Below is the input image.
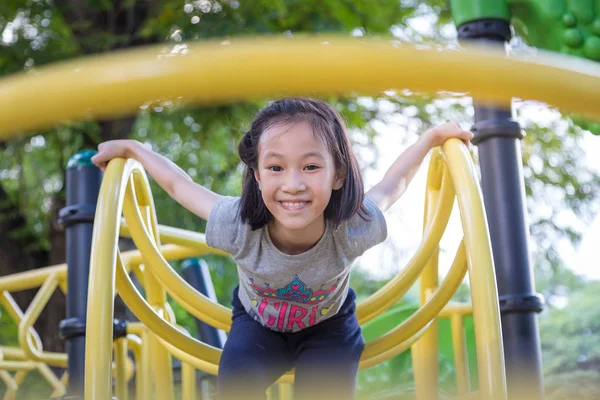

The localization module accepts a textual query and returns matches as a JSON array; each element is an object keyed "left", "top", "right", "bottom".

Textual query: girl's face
[{"left": 254, "top": 120, "right": 344, "bottom": 238}]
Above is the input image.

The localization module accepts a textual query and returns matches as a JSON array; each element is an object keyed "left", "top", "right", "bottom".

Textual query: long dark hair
[{"left": 238, "top": 98, "right": 365, "bottom": 230}]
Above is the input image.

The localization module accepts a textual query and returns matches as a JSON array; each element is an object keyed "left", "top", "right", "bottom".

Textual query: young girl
[{"left": 92, "top": 98, "right": 472, "bottom": 400}]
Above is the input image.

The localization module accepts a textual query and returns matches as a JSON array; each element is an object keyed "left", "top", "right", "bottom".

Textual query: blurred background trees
[{"left": 1, "top": 0, "right": 599, "bottom": 398}]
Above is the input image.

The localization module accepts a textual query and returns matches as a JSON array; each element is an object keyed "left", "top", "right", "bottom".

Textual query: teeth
[{"left": 282, "top": 202, "right": 305, "bottom": 207}]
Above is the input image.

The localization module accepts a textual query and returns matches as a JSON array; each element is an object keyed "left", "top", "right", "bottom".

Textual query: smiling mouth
[{"left": 279, "top": 201, "right": 309, "bottom": 211}]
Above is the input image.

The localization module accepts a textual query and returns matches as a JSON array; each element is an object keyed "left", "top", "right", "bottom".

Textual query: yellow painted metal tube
[
  {"left": 357, "top": 169, "right": 455, "bottom": 323},
  {"left": 439, "top": 303, "right": 472, "bottom": 318},
  {"left": 85, "top": 157, "right": 132, "bottom": 400},
  {"left": 2, "top": 37, "right": 599, "bottom": 139},
  {"left": 441, "top": 139, "right": 506, "bottom": 400},
  {"left": 115, "top": 250, "right": 222, "bottom": 365},
  {"left": 0, "top": 265, "right": 66, "bottom": 293},
  {"left": 278, "top": 384, "right": 293, "bottom": 400},
  {"left": 363, "top": 241, "right": 467, "bottom": 358},
  {"left": 125, "top": 335, "right": 145, "bottom": 400},
  {"left": 125, "top": 244, "right": 211, "bottom": 267},
  {"left": 0, "top": 293, "right": 43, "bottom": 354},
  {"left": 413, "top": 151, "right": 445, "bottom": 400},
  {"left": 358, "top": 322, "right": 430, "bottom": 370},
  {"left": 182, "top": 361, "right": 197, "bottom": 400},
  {"left": 137, "top": 195, "right": 174, "bottom": 400},
  {"left": 51, "top": 372, "right": 69, "bottom": 398},
  {"left": 120, "top": 221, "right": 228, "bottom": 257},
  {"left": 122, "top": 174, "right": 231, "bottom": 330},
  {"left": 451, "top": 313, "right": 471, "bottom": 395},
  {"left": 0, "top": 370, "right": 18, "bottom": 400},
  {"left": 0, "top": 360, "right": 38, "bottom": 371},
  {"left": 114, "top": 338, "right": 129, "bottom": 400},
  {"left": 140, "top": 330, "right": 152, "bottom": 400},
  {"left": 13, "top": 371, "right": 27, "bottom": 386},
  {"left": 17, "top": 275, "right": 67, "bottom": 367},
  {"left": 37, "top": 363, "right": 67, "bottom": 396}
]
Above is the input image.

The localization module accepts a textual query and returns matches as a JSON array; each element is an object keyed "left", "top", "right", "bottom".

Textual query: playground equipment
[
  {"left": 0, "top": 138, "right": 504, "bottom": 400},
  {"left": 1, "top": 0, "right": 600, "bottom": 398}
]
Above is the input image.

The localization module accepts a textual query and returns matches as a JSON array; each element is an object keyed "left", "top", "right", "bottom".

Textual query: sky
[{"left": 356, "top": 112, "right": 600, "bottom": 283}]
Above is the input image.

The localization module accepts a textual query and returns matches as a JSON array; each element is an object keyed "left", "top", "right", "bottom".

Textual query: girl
[{"left": 92, "top": 98, "right": 472, "bottom": 400}]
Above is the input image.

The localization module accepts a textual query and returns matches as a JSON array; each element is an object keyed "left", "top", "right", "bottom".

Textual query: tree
[{"left": 0, "top": 0, "right": 421, "bottom": 351}]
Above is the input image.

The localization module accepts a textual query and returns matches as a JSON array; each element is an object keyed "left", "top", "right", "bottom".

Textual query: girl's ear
[
  {"left": 333, "top": 172, "right": 345, "bottom": 190},
  {"left": 253, "top": 169, "right": 262, "bottom": 190}
]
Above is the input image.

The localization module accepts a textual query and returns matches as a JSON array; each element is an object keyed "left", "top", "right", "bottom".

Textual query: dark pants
[{"left": 218, "top": 287, "right": 364, "bottom": 400}]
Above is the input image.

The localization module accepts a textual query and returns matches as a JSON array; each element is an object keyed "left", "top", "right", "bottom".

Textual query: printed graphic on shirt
[{"left": 247, "top": 275, "right": 338, "bottom": 331}]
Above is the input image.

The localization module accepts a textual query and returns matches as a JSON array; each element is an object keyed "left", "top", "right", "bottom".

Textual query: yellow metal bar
[
  {"left": 13, "top": 370, "right": 27, "bottom": 386},
  {"left": 135, "top": 183, "right": 174, "bottom": 400},
  {"left": 2, "top": 37, "right": 599, "bottom": 139},
  {"left": 17, "top": 274, "right": 67, "bottom": 367},
  {"left": 363, "top": 242, "right": 467, "bottom": 358},
  {"left": 85, "top": 157, "right": 131, "bottom": 400},
  {"left": 120, "top": 220, "right": 227, "bottom": 257},
  {"left": 51, "top": 371, "right": 69, "bottom": 398},
  {"left": 441, "top": 139, "right": 506, "bottom": 400},
  {"left": 140, "top": 330, "right": 153, "bottom": 400},
  {"left": 439, "top": 303, "right": 472, "bottom": 318},
  {"left": 0, "top": 360, "right": 37, "bottom": 371},
  {"left": 451, "top": 313, "right": 471, "bottom": 395},
  {"left": 123, "top": 175, "right": 231, "bottom": 330},
  {"left": 356, "top": 168, "right": 455, "bottom": 323},
  {"left": 182, "top": 361, "right": 197, "bottom": 400},
  {"left": 114, "top": 338, "right": 129, "bottom": 400},
  {"left": 37, "top": 363, "right": 66, "bottom": 396},
  {"left": 125, "top": 335, "right": 144, "bottom": 400},
  {"left": 413, "top": 151, "right": 445, "bottom": 400},
  {"left": 278, "top": 383, "right": 293, "bottom": 400},
  {"left": 0, "top": 370, "right": 17, "bottom": 400},
  {"left": 126, "top": 244, "right": 209, "bottom": 267},
  {"left": 116, "top": 245, "right": 224, "bottom": 370},
  {"left": 0, "top": 293, "right": 44, "bottom": 353},
  {"left": 0, "top": 265, "right": 66, "bottom": 292}
]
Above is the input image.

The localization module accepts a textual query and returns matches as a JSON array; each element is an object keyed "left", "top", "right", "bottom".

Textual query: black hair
[{"left": 238, "top": 97, "right": 365, "bottom": 230}]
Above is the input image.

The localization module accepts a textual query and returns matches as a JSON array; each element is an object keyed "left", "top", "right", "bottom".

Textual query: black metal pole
[
  {"left": 58, "top": 150, "right": 102, "bottom": 398},
  {"left": 458, "top": 21, "right": 545, "bottom": 399}
]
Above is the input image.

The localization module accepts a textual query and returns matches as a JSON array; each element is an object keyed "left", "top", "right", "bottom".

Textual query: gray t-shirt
[{"left": 206, "top": 196, "right": 387, "bottom": 332}]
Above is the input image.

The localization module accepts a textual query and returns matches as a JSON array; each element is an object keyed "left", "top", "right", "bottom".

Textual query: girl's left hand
[{"left": 424, "top": 122, "right": 474, "bottom": 148}]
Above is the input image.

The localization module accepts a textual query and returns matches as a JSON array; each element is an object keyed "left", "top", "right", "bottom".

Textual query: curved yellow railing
[
  {"left": 0, "top": 139, "right": 501, "bottom": 398},
  {"left": 0, "top": 36, "right": 570, "bottom": 399},
  {"left": 1, "top": 37, "right": 599, "bottom": 138},
  {"left": 82, "top": 137, "right": 505, "bottom": 400}
]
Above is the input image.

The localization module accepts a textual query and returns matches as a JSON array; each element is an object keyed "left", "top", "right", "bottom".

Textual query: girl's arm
[
  {"left": 365, "top": 122, "right": 473, "bottom": 212},
  {"left": 91, "top": 139, "right": 220, "bottom": 220}
]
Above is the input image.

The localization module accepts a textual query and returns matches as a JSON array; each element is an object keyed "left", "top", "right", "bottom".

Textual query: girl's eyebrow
[{"left": 263, "top": 151, "right": 326, "bottom": 160}]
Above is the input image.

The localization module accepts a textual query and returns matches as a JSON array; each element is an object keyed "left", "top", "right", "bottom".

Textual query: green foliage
[
  {"left": 540, "top": 281, "right": 600, "bottom": 399},
  {"left": 540, "top": 282, "right": 600, "bottom": 375},
  {"left": 0, "top": 304, "right": 19, "bottom": 346}
]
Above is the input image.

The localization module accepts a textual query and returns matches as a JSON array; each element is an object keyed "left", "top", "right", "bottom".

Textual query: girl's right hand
[{"left": 91, "top": 139, "right": 138, "bottom": 172}]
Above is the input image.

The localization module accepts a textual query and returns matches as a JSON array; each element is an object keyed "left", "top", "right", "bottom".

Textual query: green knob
[
  {"left": 562, "top": 13, "right": 577, "bottom": 27},
  {"left": 67, "top": 149, "right": 98, "bottom": 169},
  {"left": 564, "top": 29, "right": 584, "bottom": 48},
  {"left": 583, "top": 36, "right": 600, "bottom": 60}
]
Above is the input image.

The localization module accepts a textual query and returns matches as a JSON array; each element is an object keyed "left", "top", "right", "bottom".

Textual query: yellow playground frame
[{"left": 0, "top": 37, "right": 599, "bottom": 400}]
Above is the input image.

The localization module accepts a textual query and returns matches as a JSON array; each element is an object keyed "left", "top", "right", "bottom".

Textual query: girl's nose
[{"left": 282, "top": 171, "right": 307, "bottom": 193}]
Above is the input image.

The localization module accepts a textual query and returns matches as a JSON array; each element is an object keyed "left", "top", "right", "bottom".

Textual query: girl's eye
[
  {"left": 268, "top": 166, "right": 282, "bottom": 172},
  {"left": 304, "top": 165, "right": 319, "bottom": 171}
]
